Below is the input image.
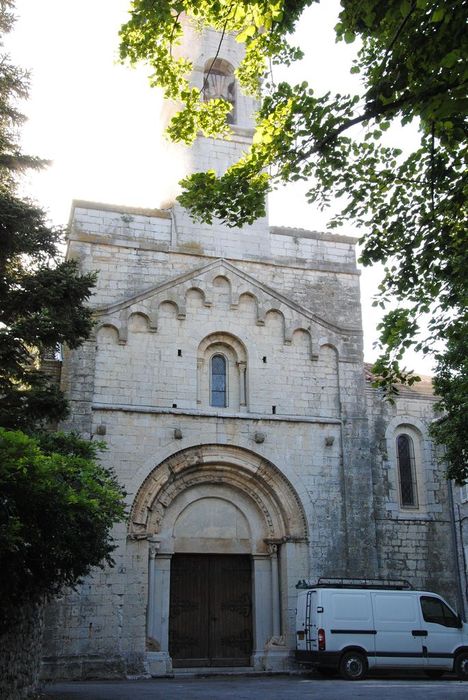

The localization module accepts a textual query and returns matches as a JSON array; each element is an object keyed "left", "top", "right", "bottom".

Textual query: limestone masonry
[{"left": 41, "top": 24, "right": 467, "bottom": 680}]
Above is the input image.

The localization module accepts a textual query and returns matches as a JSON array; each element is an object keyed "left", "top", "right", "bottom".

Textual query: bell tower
[{"left": 161, "top": 20, "right": 271, "bottom": 258}]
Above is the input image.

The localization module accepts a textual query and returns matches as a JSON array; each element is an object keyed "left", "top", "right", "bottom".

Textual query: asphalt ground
[{"left": 40, "top": 673, "right": 467, "bottom": 700}]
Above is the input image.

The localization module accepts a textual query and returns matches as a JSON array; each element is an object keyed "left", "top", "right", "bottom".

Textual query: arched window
[
  {"left": 397, "top": 434, "right": 418, "bottom": 507},
  {"left": 203, "top": 58, "right": 236, "bottom": 124},
  {"left": 197, "top": 332, "right": 248, "bottom": 411},
  {"left": 211, "top": 354, "right": 227, "bottom": 407}
]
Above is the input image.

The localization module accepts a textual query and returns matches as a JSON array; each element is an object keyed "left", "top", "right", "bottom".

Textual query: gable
[{"left": 93, "top": 258, "right": 362, "bottom": 362}]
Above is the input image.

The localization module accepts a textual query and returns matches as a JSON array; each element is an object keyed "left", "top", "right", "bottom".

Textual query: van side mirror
[{"left": 457, "top": 616, "right": 463, "bottom": 629}]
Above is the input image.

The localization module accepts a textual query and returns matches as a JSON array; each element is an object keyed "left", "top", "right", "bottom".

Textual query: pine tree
[{"left": 0, "top": 0, "right": 96, "bottom": 430}]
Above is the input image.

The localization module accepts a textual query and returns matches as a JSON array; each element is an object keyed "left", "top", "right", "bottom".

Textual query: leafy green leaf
[{"left": 118, "top": 0, "right": 468, "bottom": 483}]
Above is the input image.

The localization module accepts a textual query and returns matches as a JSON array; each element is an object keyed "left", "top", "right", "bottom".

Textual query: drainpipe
[
  {"left": 457, "top": 504, "right": 468, "bottom": 616},
  {"left": 337, "top": 363, "right": 350, "bottom": 574},
  {"left": 448, "top": 480, "right": 466, "bottom": 619}
]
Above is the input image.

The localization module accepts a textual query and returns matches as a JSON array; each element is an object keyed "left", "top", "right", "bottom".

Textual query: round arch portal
[
  {"left": 129, "top": 443, "right": 308, "bottom": 545},
  {"left": 128, "top": 444, "right": 309, "bottom": 674}
]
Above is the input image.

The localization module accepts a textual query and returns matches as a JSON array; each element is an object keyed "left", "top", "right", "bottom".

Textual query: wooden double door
[{"left": 169, "top": 554, "right": 252, "bottom": 667}]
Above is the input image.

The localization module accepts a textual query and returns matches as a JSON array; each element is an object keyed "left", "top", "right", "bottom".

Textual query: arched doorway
[
  {"left": 167, "top": 491, "right": 254, "bottom": 667},
  {"left": 128, "top": 444, "right": 308, "bottom": 673}
]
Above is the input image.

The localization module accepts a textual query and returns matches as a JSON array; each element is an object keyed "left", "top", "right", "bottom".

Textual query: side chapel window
[
  {"left": 203, "top": 58, "right": 236, "bottom": 124},
  {"left": 397, "top": 434, "right": 418, "bottom": 507},
  {"left": 211, "top": 354, "right": 227, "bottom": 407}
]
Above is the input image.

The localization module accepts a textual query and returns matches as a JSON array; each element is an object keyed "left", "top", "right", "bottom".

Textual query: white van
[{"left": 295, "top": 578, "right": 468, "bottom": 680}]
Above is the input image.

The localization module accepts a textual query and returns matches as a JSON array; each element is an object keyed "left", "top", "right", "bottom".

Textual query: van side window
[{"left": 420, "top": 596, "right": 459, "bottom": 628}]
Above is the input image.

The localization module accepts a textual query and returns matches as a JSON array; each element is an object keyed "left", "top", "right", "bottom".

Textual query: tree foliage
[
  {"left": 120, "top": 0, "right": 467, "bottom": 482},
  {"left": 0, "top": 0, "right": 96, "bottom": 430},
  {"left": 0, "top": 2, "right": 126, "bottom": 637},
  {"left": 0, "top": 429, "right": 126, "bottom": 625}
]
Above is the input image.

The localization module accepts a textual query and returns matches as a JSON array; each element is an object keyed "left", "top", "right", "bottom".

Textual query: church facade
[{"left": 42, "top": 27, "right": 465, "bottom": 679}]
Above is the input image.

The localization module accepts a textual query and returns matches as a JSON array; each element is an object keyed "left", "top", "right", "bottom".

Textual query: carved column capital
[
  {"left": 264, "top": 538, "right": 281, "bottom": 555},
  {"left": 148, "top": 536, "right": 161, "bottom": 559}
]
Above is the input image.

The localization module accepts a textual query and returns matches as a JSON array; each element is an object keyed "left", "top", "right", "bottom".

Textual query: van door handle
[{"left": 412, "top": 630, "right": 428, "bottom": 636}]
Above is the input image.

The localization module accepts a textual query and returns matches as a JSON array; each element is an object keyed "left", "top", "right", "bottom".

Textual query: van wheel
[
  {"left": 424, "top": 670, "right": 444, "bottom": 679},
  {"left": 339, "top": 651, "right": 367, "bottom": 680},
  {"left": 454, "top": 651, "right": 468, "bottom": 680}
]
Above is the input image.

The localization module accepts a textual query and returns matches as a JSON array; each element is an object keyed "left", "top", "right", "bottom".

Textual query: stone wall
[
  {"left": 68, "top": 202, "right": 361, "bottom": 335},
  {"left": 47, "top": 193, "right": 459, "bottom": 679},
  {"left": 42, "top": 544, "right": 146, "bottom": 681},
  {"left": 39, "top": 15, "right": 462, "bottom": 678},
  {"left": 41, "top": 410, "right": 351, "bottom": 678},
  {"left": 365, "top": 380, "right": 460, "bottom": 609},
  {"left": 0, "top": 602, "right": 44, "bottom": 700},
  {"left": 453, "top": 485, "right": 468, "bottom": 618},
  {"left": 45, "top": 192, "right": 383, "bottom": 679}
]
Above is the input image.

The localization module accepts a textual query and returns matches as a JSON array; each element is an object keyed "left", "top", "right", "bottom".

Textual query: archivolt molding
[
  {"left": 95, "top": 319, "right": 127, "bottom": 345},
  {"left": 197, "top": 331, "right": 247, "bottom": 361},
  {"left": 158, "top": 295, "right": 186, "bottom": 319},
  {"left": 385, "top": 414, "right": 428, "bottom": 437},
  {"left": 184, "top": 283, "right": 213, "bottom": 307},
  {"left": 319, "top": 341, "right": 339, "bottom": 355},
  {"left": 129, "top": 444, "right": 309, "bottom": 543},
  {"left": 128, "top": 307, "right": 158, "bottom": 333},
  {"left": 231, "top": 286, "right": 265, "bottom": 312},
  {"left": 291, "top": 327, "right": 317, "bottom": 359}
]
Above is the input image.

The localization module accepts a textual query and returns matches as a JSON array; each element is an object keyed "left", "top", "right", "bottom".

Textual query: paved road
[{"left": 42, "top": 675, "right": 467, "bottom": 700}]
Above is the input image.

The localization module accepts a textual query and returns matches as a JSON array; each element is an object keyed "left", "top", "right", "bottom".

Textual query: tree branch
[
  {"left": 376, "top": 1, "right": 417, "bottom": 81},
  {"left": 168, "top": 11, "right": 182, "bottom": 58},
  {"left": 430, "top": 121, "right": 436, "bottom": 221},
  {"left": 201, "top": 5, "right": 234, "bottom": 97},
  {"left": 294, "top": 80, "right": 467, "bottom": 165}
]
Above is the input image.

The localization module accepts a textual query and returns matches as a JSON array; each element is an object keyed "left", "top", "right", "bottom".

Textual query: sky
[{"left": 4, "top": 0, "right": 433, "bottom": 373}]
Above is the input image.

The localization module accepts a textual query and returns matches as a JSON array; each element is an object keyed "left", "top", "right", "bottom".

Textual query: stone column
[
  {"left": 251, "top": 554, "right": 271, "bottom": 670},
  {"left": 146, "top": 542, "right": 159, "bottom": 645},
  {"left": 263, "top": 542, "right": 289, "bottom": 671},
  {"left": 238, "top": 361, "right": 247, "bottom": 407},
  {"left": 196, "top": 358, "right": 204, "bottom": 405},
  {"left": 269, "top": 543, "right": 281, "bottom": 637},
  {"left": 146, "top": 542, "right": 173, "bottom": 676}
]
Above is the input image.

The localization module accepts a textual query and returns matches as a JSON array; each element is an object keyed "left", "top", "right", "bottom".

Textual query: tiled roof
[{"left": 364, "top": 362, "right": 436, "bottom": 399}]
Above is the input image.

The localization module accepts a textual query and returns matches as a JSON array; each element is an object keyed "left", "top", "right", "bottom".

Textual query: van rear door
[
  {"left": 371, "top": 592, "right": 426, "bottom": 668},
  {"left": 306, "top": 590, "right": 318, "bottom": 651},
  {"left": 296, "top": 590, "right": 318, "bottom": 652}
]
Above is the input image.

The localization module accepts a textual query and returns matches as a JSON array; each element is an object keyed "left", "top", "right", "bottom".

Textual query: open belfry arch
[
  {"left": 41, "top": 13, "right": 458, "bottom": 683},
  {"left": 128, "top": 444, "right": 308, "bottom": 672}
]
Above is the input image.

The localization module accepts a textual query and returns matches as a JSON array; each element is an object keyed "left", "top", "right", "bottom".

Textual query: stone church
[{"left": 42, "top": 26, "right": 466, "bottom": 679}]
